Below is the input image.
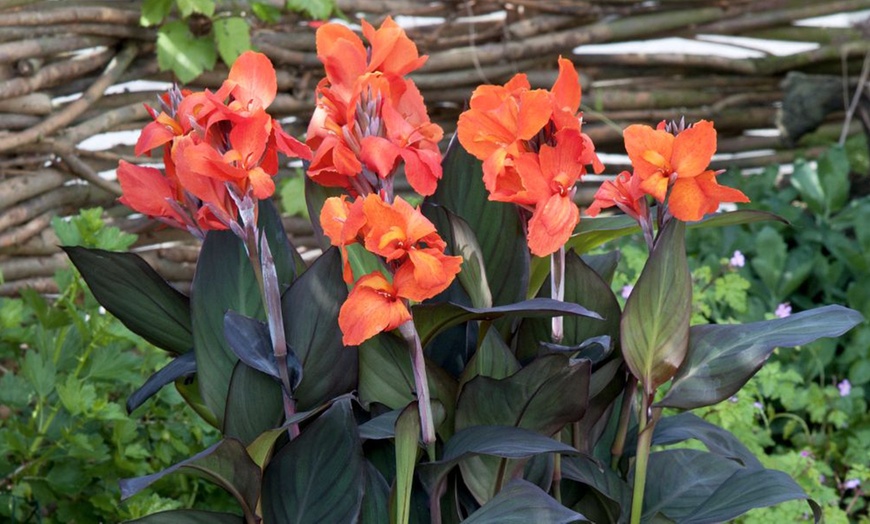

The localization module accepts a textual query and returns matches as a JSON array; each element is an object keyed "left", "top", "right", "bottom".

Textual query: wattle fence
[{"left": 1, "top": 0, "right": 868, "bottom": 295}]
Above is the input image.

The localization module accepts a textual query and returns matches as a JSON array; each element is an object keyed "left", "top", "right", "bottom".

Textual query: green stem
[
  {"left": 630, "top": 392, "right": 656, "bottom": 524},
  {"left": 553, "top": 449, "right": 563, "bottom": 503},
  {"left": 610, "top": 374, "right": 638, "bottom": 470}
]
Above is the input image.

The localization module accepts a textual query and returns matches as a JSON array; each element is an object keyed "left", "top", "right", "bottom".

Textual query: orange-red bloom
[
  {"left": 456, "top": 58, "right": 603, "bottom": 256},
  {"left": 338, "top": 272, "right": 412, "bottom": 346},
  {"left": 307, "top": 17, "right": 443, "bottom": 197},
  {"left": 623, "top": 120, "right": 749, "bottom": 221},
  {"left": 118, "top": 51, "right": 311, "bottom": 236},
  {"left": 321, "top": 193, "right": 462, "bottom": 345},
  {"left": 586, "top": 170, "right": 647, "bottom": 220}
]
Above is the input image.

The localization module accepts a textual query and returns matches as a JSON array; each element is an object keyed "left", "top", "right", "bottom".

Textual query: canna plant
[{"left": 63, "top": 17, "right": 864, "bottom": 524}]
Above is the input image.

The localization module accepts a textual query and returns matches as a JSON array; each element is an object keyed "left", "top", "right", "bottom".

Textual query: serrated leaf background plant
[{"left": 61, "top": 16, "right": 864, "bottom": 524}]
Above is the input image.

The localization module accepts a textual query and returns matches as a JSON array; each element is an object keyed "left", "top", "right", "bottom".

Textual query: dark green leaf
[
  {"left": 361, "top": 462, "right": 390, "bottom": 524},
  {"left": 817, "top": 146, "right": 850, "bottom": 214},
  {"left": 62, "top": 246, "right": 191, "bottom": 354},
  {"left": 223, "top": 311, "right": 302, "bottom": 390},
  {"left": 127, "top": 352, "right": 196, "bottom": 414},
  {"left": 427, "top": 205, "right": 492, "bottom": 308},
  {"left": 560, "top": 455, "right": 631, "bottom": 511},
  {"left": 262, "top": 398, "right": 365, "bottom": 523},
  {"left": 120, "top": 439, "right": 259, "bottom": 521},
  {"left": 621, "top": 220, "right": 691, "bottom": 394},
  {"left": 641, "top": 449, "right": 742, "bottom": 522},
  {"left": 213, "top": 17, "right": 251, "bottom": 66},
  {"left": 359, "top": 409, "right": 401, "bottom": 440},
  {"left": 442, "top": 426, "right": 577, "bottom": 462},
  {"left": 455, "top": 355, "right": 591, "bottom": 503},
  {"left": 680, "top": 468, "right": 821, "bottom": 524},
  {"left": 463, "top": 479, "right": 587, "bottom": 523},
  {"left": 414, "top": 299, "right": 601, "bottom": 349},
  {"left": 125, "top": 510, "right": 244, "bottom": 523},
  {"left": 426, "top": 136, "right": 528, "bottom": 307},
  {"left": 192, "top": 229, "right": 263, "bottom": 426},
  {"left": 460, "top": 327, "right": 521, "bottom": 388},
  {"left": 304, "top": 175, "right": 343, "bottom": 249},
  {"left": 658, "top": 305, "right": 863, "bottom": 409},
  {"left": 259, "top": 198, "right": 305, "bottom": 286},
  {"left": 690, "top": 209, "right": 786, "bottom": 229},
  {"left": 281, "top": 247, "right": 356, "bottom": 410},
  {"left": 156, "top": 21, "right": 217, "bottom": 83},
  {"left": 222, "top": 361, "right": 284, "bottom": 444}
]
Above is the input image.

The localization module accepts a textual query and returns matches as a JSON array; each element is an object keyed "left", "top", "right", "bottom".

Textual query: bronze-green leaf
[{"left": 620, "top": 219, "right": 691, "bottom": 395}]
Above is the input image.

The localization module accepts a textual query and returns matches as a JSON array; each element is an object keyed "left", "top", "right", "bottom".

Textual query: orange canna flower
[
  {"left": 338, "top": 272, "right": 412, "bottom": 346},
  {"left": 307, "top": 18, "right": 442, "bottom": 197},
  {"left": 586, "top": 170, "right": 647, "bottom": 220},
  {"left": 623, "top": 120, "right": 748, "bottom": 221},
  {"left": 319, "top": 195, "right": 367, "bottom": 283}
]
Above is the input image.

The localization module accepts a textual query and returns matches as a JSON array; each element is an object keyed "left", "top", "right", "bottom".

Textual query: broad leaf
[
  {"left": 426, "top": 205, "right": 493, "bottom": 309},
  {"left": 517, "top": 252, "right": 620, "bottom": 362},
  {"left": 361, "top": 462, "right": 390, "bottom": 524},
  {"left": 281, "top": 247, "right": 356, "bottom": 410},
  {"left": 191, "top": 230, "right": 263, "bottom": 427},
  {"left": 156, "top": 21, "right": 216, "bottom": 83},
  {"left": 120, "top": 439, "right": 259, "bottom": 521},
  {"left": 620, "top": 220, "right": 691, "bottom": 395},
  {"left": 223, "top": 311, "right": 302, "bottom": 390},
  {"left": 262, "top": 398, "right": 365, "bottom": 523},
  {"left": 463, "top": 479, "right": 587, "bottom": 523},
  {"left": 459, "top": 327, "right": 521, "bottom": 389},
  {"left": 680, "top": 468, "right": 821, "bottom": 524},
  {"left": 658, "top": 305, "right": 863, "bottom": 409},
  {"left": 641, "top": 449, "right": 819, "bottom": 523},
  {"left": 358, "top": 409, "right": 401, "bottom": 441},
  {"left": 394, "top": 403, "right": 421, "bottom": 524},
  {"left": 213, "top": 17, "right": 251, "bottom": 66},
  {"left": 62, "top": 246, "right": 191, "bottom": 354},
  {"left": 455, "top": 355, "right": 591, "bottom": 503},
  {"left": 414, "top": 299, "right": 601, "bottom": 349},
  {"left": 258, "top": 198, "right": 305, "bottom": 286},
  {"left": 127, "top": 352, "right": 196, "bottom": 414},
  {"left": 561, "top": 454, "right": 631, "bottom": 510},
  {"left": 426, "top": 136, "right": 528, "bottom": 307},
  {"left": 125, "top": 509, "right": 243, "bottom": 523},
  {"left": 223, "top": 362, "right": 284, "bottom": 445},
  {"left": 304, "top": 175, "right": 343, "bottom": 249}
]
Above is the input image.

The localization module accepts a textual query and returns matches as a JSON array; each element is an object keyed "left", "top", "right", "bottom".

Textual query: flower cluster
[
  {"left": 118, "top": 52, "right": 311, "bottom": 238},
  {"left": 588, "top": 119, "right": 749, "bottom": 223},
  {"left": 456, "top": 58, "right": 603, "bottom": 257},
  {"left": 308, "top": 19, "right": 460, "bottom": 346},
  {"left": 306, "top": 16, "right": 443, "bottom": 197},
  {"left": 320, "top": 194, "right": 462, "bottom": 345}
]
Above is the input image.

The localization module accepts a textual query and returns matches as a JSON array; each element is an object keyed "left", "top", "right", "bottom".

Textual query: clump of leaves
[{"left": 0, "top": 209, "right": 230, "bottom": 522}]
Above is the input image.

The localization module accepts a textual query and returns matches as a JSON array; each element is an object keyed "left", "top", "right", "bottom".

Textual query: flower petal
[
  {"left": 227, "top": 51, "right": 277, "bottom": 109},
  {"left": 527, "top": 193, "right": 579, "bottom": 257},
  {"left": 671, "top": 120, "right": 716, "bottom": 179},
  {"left": 624, "top": 124, "right": 673, "bottom": 180},
  {"left": 668, "top": 171, "right": 750, "bottom": 221},
  {"left": 394, "top": 249, "right": 462, "bottom": 302},
  {"left": 338, "top": 272, "right": 411, "bottom": 346}
]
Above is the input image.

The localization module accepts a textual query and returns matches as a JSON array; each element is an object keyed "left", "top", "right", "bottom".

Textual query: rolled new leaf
[
  {"left": 620, "top": 219, "right": 691, "bottom": 396},
  {"left": 126, "top": 352, "right": 196, "bottom": 413}
]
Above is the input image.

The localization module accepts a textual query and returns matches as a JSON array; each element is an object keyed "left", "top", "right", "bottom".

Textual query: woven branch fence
[{"left": 1, "top": 0, "right": 869, "bottom": 295}]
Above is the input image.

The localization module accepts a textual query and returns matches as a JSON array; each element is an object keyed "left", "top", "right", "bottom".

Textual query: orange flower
[
  {"left": 319, "top": 195, "right": 367, "bottom": 283},
  {"left": 307, "top": 18, "right": 442, "bottom": 197},
  {"left": 338, "top": 272, "right": 412, "bottom": 346},
  {"left": 586, "top": 170, "right": 647, "bottom": 220},
  {"left": 623, "top": 120, "right": 749, "bottom": 221},
  {"left": 457, "top": 57, "right": 602, "bottom": 202}
]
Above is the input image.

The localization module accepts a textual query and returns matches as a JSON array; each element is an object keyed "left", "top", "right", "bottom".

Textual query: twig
[
  {"left": 0, "top": 48, "right": 112, "bottom": 100},
  {"left": 839, "top": 52, "right": 870, "bottom": 145},
  {"left": 0, "top": 6, "right": 140, "bottom": 26},
  {"left": 0, "top": 184, "right": 112, "bottom": 233},
  {"left": 54, "top": 145, "right": 123, "bottom": 197},
  {"left": 0, "top": 209, "right": 53, "bottom": 248},
  {"left": 0, "top": 169, "right": 65, "bottom": 210},
  {"left": 0, "top": 42, "right": 138, "bottom": 153},
  {"left": 0, "top": 35, "right": 115, "bottom": 64}
]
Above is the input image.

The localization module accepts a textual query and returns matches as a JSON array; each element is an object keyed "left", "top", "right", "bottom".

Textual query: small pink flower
[
  {"left": 843, "top": 479, "right": 861, "bottom": 491},
  {"left": 621, "top": 284, "right": 633, "bottom": 299},
  {"left": 729, "top": 250, "right": 745, "bottom": 268},
  {"left": 775, "top": 302, "right": 792, "bottom": 318},
  {"left": 837, "top": 379, "right": 852, "bottom": 397}
]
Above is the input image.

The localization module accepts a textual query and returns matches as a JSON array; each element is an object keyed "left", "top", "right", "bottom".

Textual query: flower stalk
[
  {"left": 397, "top": 319, "right": 436, "bottom": 460},
  {"left": 630, "top": 391, "right": 661, "bottom": 524}
]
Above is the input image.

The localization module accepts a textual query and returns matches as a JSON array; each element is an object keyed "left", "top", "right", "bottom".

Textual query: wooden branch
[
  {"left": 0, "top": 42, "right": 138, "bottom": 153},
  {"left": 0, "top": 169, "right": 65, "bottom": 210},
  {"left": 0, "top": 48, "right": 112, "bottom": 100},
  {"left": 697, "top": 0, "right": 870, "bottom": 34},
  {"left": 0, "top": 6, "right": 140, "bottom": 26},
  {"left": 0, "top": 209, "right": 53, "bottom": 248},
  {"left": 0, "top": 112, "right": 38, "bottom": 129},
  {"left": 54, "top": 145, "right": 123, "bottom": 196},
  {"left": 62, "top": 101, "right": 149, "bottom": 145},
  {"left": 0, "top": 184, "right": 112, "bottom": 233},
  {"left": 0, "top": 277, "right": 57, "bottom": 297},
  {"left": 0, "top": 35, "right": 115, "bottom": 64},
  {"left": 0, "top": 93, "right": 50, "bottom": 115}
]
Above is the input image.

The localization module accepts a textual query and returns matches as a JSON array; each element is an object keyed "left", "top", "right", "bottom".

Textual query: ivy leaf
[
  {"left": 157, "top": 21, "right": 217, "bottom": 83},
  {"left": 177, "top": 0, "right": 215, "bottom": 17},
  {"left": 279, "top": 174, "right": 309, "bottom": 219},
  {"left": 140, "top": 0, "right": 172, "bottom": 26},
  {"left": 253, "top": 2, "right": 283, "bottom": 23},
  {"left": 213, "top": 17, "right": 251, "bottom": 66}
]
